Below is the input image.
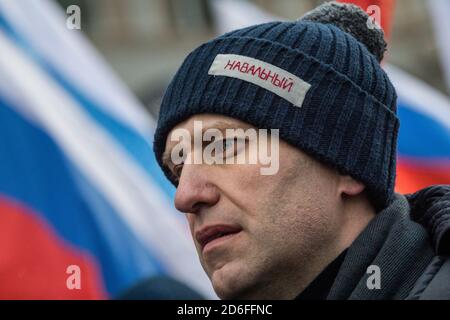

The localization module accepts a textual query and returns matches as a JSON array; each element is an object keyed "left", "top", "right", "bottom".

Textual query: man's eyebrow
[{"left": 204, "top": 120, "right": 252, "bottom": 131}]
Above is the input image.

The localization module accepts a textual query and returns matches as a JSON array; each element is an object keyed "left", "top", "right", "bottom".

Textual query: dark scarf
[{"left": 326, "top": 193, "right": 435, "bottom": 300}]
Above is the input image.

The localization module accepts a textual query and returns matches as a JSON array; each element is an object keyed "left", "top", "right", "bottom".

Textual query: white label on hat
[{"left": 208, "top": 54, "right": 311, "bottom": 108}]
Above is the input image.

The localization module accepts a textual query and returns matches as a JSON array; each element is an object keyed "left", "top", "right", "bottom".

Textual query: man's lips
[{"left": 195, "top": 224, "right": 242, "bottom": 252}]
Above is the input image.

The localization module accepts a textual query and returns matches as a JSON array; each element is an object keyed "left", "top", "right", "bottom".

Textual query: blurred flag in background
[
  {"left": 1, "top": 0, "right": 450, "bottom": 300},
  {"left": 428, "top": 0, "right": 450, "bottom": 94},
  {"left": 338, "top": 0, "right": 395, "bottom": 38},
  {"left": 0, "top": 0, "right": 213, "bottom": 299}
]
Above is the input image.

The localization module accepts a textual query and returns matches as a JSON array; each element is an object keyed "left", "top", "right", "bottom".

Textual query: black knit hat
[{"left": 153, "top": 1, "right": 399, "bottom": 210}]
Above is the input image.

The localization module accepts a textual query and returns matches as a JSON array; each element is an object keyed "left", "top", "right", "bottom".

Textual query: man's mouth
[{"left": 195, "top": 224, "right": 242, "bottom": 253}]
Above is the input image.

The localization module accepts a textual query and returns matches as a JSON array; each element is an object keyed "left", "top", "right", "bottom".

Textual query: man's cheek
[
  {"left": 185, "top": 215, "right": 201, "bottom": 254},
  {"left": 186, "top": 214, "right": 196, "bottom": 235}
]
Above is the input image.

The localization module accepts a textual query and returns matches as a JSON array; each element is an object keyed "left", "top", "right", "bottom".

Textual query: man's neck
[
  {"left": 289, "top": 194, "right": 377, "bottom": 299},
  {"left": 338, "top": 193, "right": 377, "bottom": 250}
]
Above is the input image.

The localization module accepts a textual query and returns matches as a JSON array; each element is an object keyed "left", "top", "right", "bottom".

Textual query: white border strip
[{"left": 428, "top": 0, "right": 450, "bottom": 95}]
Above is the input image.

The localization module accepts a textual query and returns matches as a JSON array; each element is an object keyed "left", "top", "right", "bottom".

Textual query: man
[{"left": 153, "top": 2, "right": 450, "bottom": 299}]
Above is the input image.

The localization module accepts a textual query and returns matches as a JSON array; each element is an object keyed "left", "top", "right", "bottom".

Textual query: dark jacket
[{"left": 327, "top": 185, "right": 450, "bottom": 300}]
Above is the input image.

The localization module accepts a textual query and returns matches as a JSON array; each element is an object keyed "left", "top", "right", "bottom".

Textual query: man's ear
[{"left": 338, "top": 175, "right": 366, "bottom": 197}]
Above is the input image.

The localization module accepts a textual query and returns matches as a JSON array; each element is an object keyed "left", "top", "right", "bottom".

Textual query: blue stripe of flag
[
  {"left": 0, "top": 96, "right": 167, "bottom": 296},
  {"left": 0, "top": 10, "right": 176, "bottom": 200}
]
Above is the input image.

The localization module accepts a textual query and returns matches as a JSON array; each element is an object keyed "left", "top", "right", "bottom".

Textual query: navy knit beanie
[{"left": 153, "top": 1, "right": 399, "bottom": 210}]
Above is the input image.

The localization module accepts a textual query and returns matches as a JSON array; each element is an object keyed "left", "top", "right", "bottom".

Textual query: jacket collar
[{"left": 406, "top": 185, "right": 450, "bottom": 255}]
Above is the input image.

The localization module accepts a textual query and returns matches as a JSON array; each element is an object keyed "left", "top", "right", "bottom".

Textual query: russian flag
[
  {"left": 0, "top": 0, "right": 213, "bottom": 299},
  {"left": 386, "top": 65, "right": 450, "bottom": 193},
  {"left": 337, "top": 0, "right": 395, "bottom": 38},
  {"left": 337, "top": 0, "right": 450, "bottom": 192}
]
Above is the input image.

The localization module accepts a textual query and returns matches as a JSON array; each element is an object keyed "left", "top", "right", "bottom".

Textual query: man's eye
[
  {"left": 222, "top": 139, "right": 234, "bottom": 152},
  {"left": 216, "top": 137, "right": 246, "bottom": 159}
]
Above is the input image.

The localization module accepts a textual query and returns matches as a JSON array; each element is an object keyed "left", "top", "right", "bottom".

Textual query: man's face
[{"left": 163, "top": 114, "right": 346, "bottom": 299}]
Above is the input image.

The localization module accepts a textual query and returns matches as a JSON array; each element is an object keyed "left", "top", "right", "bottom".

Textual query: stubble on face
[
  {"left": 209, "top": 144, "right": 342, "bottom": 299},
  {"left": 166, "top": 114, "right": 343, "bottom": 299}
]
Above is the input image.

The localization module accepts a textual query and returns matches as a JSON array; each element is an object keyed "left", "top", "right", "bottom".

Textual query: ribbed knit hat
[{"left": 153, "top": 1, "right": 399, "bottom": 210}]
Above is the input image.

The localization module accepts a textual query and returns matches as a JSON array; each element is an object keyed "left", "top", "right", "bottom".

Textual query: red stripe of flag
[
  {"left": 396, "top": 158, "right": 450, "bottom": 194},
  {"left": 337, "top": 0, "right": 395, "bottom": 39},
  {"left": 0, "top": 196, "right": 107, "bottom": 299}
]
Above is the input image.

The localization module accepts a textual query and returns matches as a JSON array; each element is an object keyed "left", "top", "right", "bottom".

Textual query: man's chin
[{"left": 209, "top": 262, "right": 256, "bottom": 299}]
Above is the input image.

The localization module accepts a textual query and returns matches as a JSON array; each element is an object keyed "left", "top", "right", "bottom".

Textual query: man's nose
[{"left": 174, "top": 163, "right": 220, "bottom": 214}]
